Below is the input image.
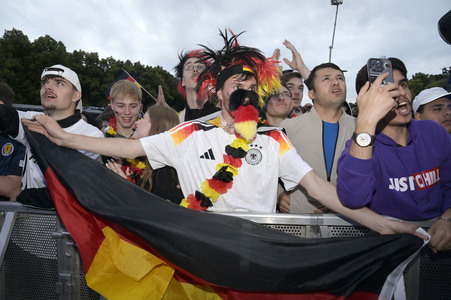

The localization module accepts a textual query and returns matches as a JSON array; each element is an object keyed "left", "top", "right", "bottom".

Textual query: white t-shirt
[
  {"left": 140, "top": 119, "right": 312, "bottom": 212},
  {"left": 15, "top": 111, "right": 104, "bottom": 190}
]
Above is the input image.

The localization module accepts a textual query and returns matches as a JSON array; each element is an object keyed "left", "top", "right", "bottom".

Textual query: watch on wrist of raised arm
[{"left": 352, "top": 132, "right": 375, "bottom": 147}]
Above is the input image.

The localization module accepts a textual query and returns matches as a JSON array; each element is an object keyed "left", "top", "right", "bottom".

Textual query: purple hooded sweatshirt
[{"left": 337, "top": 119, "right": 451, "bottom": 221}]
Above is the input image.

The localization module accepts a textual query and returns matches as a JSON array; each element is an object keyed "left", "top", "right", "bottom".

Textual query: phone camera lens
[{"left": 370, "top": 60, "right": 383, "bottom": 72}]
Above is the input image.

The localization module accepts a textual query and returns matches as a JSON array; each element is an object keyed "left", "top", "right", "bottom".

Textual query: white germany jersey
[{"left": 140, "top": 119, "right": 312, "bottom": 213}]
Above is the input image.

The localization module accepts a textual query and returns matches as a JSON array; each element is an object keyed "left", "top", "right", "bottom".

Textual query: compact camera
[{"left": 367, "top": 58, "right": 394, "bottom": 86}]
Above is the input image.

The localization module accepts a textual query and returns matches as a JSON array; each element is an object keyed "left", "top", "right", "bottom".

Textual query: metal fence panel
[{"left": 1, "top": 203, "right": 450, "bottom": 300}]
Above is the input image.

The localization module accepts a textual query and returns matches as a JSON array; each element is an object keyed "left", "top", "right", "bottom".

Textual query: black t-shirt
[
  {"left": 150, "top": 166, "right": 184, "bottom": 205},
  {"left": 183, "top": 101, "right": 220, "bottom": 122}
]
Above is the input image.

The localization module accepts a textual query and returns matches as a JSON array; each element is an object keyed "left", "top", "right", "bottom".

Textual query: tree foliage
[
  {"left": 1, "top": 29, "right": 448, "bottom": 114},
  {"left": 0, "top": 29, "right": 185, "bottom": 110},
  {"left": 409, "top": 72, "right": 450, "bottom": 99}
]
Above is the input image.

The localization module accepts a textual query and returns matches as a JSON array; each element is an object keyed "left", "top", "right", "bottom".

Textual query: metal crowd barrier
[{"left": 1, "top": 202, "right": 450, "bottom": 300}]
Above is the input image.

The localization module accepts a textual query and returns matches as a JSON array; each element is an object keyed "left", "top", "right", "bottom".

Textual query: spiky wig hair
[
  {"left": 174, "top": 50, "right": 207, "bottom": 97},
  {"left": 196, "top": 29, "right": 281, "bottom": 108}
]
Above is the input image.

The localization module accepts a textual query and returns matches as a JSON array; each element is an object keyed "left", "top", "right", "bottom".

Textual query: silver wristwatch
[{"left": 352, "top": 132, "right": 375, "bottom": 147}]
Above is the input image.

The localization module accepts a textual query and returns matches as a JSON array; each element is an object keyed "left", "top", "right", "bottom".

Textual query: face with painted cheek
[
  {"left": 182, "top": 57, "right": 206, "bottom": 92},
  {"left": 111, "top": 94, "right": 141, "bottom": 131}
]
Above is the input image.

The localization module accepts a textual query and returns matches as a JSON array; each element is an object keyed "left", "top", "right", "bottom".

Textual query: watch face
[{"left": 356, "top": 133, "right": 371, "bottom": 147}]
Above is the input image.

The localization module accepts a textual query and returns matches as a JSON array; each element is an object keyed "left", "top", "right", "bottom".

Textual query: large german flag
[{"left": 25, "top": 129, "right": 424, "bottom": 300}]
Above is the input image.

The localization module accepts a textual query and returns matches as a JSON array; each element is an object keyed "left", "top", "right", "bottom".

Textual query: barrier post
[{"left": 53, "top": 216, "right": 81, "bottom": 300}]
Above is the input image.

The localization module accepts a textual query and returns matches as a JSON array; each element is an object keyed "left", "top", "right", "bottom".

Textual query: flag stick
[{"left": 122, "top": 69, "right": 157, "bottom": 102}]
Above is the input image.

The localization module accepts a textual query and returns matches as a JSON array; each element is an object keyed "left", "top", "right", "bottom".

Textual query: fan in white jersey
[{"left": 22, "top": 31, "right": 428, "bottom": 240}]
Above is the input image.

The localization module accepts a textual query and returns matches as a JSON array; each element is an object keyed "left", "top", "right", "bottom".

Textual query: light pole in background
[{"left": 329, "top": 0, "right": 343, "bottom": 63}]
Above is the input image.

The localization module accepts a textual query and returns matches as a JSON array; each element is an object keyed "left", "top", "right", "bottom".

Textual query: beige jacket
[{"left": 279, "top": 106, "right": 355, "bottom": 213}]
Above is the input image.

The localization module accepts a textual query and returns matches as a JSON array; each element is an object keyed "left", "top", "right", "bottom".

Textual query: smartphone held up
[{"left": 367, "top": 58, "right": 394, "bottom": 86}]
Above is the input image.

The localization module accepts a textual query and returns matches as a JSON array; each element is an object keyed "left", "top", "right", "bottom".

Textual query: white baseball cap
[
  {"left": 413, "top": 87, "right": 451, "bottom": 113},
  {"left": 41, "top": 64, "right": 83, "bottom": 110}
]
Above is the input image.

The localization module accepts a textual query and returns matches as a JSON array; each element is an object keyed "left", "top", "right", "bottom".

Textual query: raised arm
[
  {"left": 282, "top": 40, "right": 310, "bottom": 80},
  {"left": 299, "top": 170, "right": 426, "bottom": 238},
  {"left": 156, "top": 85, "right": 171, "bottom": 108},
  {"left": 270, "top": 48, "right": 283, "bottom": 73},
  {"left": 22, "top": 114, "right": 145, "bottom": 159},
  {"left": 349, "top": 74, "right": 400, "bottom": 159}
]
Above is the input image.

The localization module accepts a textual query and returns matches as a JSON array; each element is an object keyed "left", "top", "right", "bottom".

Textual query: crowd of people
[{"left": 1, "top": 30, "right": 450, "bottom": 253}]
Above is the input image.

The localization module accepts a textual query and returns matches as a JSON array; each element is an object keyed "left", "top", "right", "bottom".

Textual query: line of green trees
[
  {"left": 1, "top": 28, "right": 449, "bottom": 115},
  {"left": 409, "top": 72, "right": 450, "bottom": 97},
  {"left": 0, "top": 28, "right": 185, "bottom": 110}
]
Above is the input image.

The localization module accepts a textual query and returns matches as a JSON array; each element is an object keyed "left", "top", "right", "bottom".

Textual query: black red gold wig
[{"left": 196, "top": 29, "right": 281, "bottom": 108}]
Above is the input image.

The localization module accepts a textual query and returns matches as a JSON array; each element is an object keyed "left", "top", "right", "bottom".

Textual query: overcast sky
[{"left": 1, "top": 0, "right": 450, "bottom": 103}]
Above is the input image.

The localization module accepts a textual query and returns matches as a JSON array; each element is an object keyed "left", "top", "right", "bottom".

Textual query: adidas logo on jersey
[{"left": 200, "top": 149, "right": 215, "bottom": 160}]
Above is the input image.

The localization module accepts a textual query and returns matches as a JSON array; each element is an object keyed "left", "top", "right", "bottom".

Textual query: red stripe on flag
[{"left": 44, "top": 167, "right": 104, "bottom": 272}]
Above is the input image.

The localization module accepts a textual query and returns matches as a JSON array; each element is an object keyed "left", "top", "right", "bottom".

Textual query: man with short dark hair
[
  {"left": 337, "top": 58, "right": 451, "bottom": 252},
  {"left": 0, "top": 64, "right": 103, "bottom": 208},
  {"left": 279, "top": 43, "right": 355, "bottom": 213},
  {"left": 280, "top": 72, "right": 304, "bottom": 117}
]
